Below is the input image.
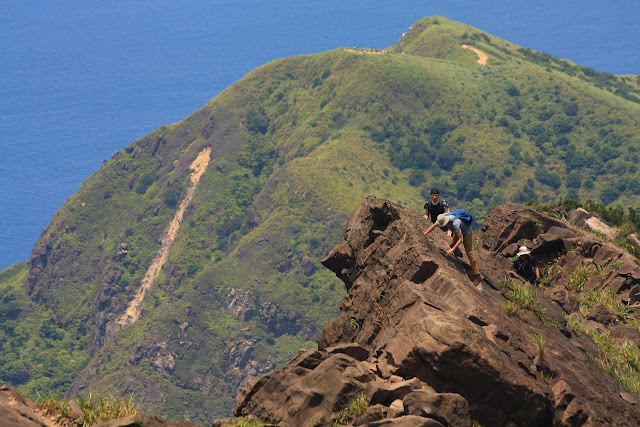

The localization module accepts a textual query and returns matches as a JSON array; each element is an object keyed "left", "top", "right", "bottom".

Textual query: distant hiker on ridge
[
  {"left": 511, "top": 246, "right": 540, "bottom": 285},
  {"left": 423, "top": 188, "right": 450, "bottom": 235},
  {"left": 424, "top": 209, "right": 482, "bottom": 286}
]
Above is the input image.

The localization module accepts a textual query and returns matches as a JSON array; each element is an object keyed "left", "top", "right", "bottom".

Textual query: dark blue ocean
[{"left": 1, "top": 0, "right": 638, "bottom": 269}]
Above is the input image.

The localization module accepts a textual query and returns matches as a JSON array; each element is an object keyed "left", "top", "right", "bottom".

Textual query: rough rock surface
[
  {"left": 0, "top": 385, "right": 48, "bottom": 427},
  {"left": 129, "top": 342, "right": 176, "bottom": 376},
  {"left": 233, "top": 197, "right": 640, "bottom": 426},
  {"left": 567, "top": 208, "right": 617, "bottom": 240},
  {"left": 224, "top": 287, "right": 310, "bottom": 338},
  {"left": 92, "top": 414, "right": 201, "bottom": 426}
]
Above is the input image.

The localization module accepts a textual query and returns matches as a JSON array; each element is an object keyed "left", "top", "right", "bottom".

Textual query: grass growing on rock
[
  {"left": 499, "top": 276, "right": 545, "bottom": 321},
  {"left": 530, "top": 333, "right": 548, "bottom": 356},
  {"left": 75, "top": 391, "right": 138, "bottom": 426},
  {"left": 225, "top": 418, "right": 266, "bottom": 427},
  {"left": 599, "top": 356, "right": 640, "bottom": 397},
  {"left": 591, "top": 332, "right": 640, "bottom": 372},
  {"left": 565, "top": 314, "right": 588, "bottom": 336},
  {"left": 566, "top": 265, "right": 602, "bottom": 292},
  {"left": 37, "top": 396, "right": 73, "bottom": 423},
  {"left": 333, "top": 393, "right": 369, "bottom": 426},
  {"left": 564, "top": 315, "right": 640, "bottom": 398},
  {"left": 578, "top": 289, "right": 632, "bottom": 318},
  {"left": 36, "top": 391, "right": 137, "bottom": 426}
]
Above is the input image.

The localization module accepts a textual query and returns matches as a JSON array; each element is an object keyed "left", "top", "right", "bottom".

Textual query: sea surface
[{"left": 1, "top": 0, "right": 639, "bottom": 269}]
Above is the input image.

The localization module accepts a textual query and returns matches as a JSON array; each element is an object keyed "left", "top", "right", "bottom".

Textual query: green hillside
[{"left": 1, "top": 16, "right": 639, "bottom": 423}]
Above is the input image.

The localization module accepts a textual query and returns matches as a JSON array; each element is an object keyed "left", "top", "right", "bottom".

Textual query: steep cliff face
[{"left": 234, "top": 196, "right": 640, "bottom": 426}]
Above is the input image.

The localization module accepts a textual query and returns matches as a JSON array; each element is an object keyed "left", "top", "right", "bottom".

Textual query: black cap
[{"left": 430, "top": 188, "right": 440, "bottom": 194}]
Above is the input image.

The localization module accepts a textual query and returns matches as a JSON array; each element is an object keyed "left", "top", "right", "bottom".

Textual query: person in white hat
[
  {"left": 512, "top": 246, "right": 540, "bottom": 285},
  {"left": 424, "top": 211, "right": 482, "bottom": 285}
]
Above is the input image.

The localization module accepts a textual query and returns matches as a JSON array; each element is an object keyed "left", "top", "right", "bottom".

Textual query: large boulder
[
  {"left": 567, "top": 208, "right": 618, "bottom": 240},
  {"left": 403, "top": 391, "right": 470, "bottom": 426}
]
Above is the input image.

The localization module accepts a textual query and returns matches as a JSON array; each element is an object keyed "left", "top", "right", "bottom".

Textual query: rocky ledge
[{"left": 233, "top": 196, "right": 640, "bottom": 426}]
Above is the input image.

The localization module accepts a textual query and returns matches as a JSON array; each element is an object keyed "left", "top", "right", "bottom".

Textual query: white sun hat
[{"left": 437, "top": 214, "right": 450, "bottom": 227}]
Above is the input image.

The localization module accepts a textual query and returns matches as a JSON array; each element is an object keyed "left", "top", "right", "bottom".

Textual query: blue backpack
[{"left": 449, "top": 209, "right": 473, "bottom": 224}]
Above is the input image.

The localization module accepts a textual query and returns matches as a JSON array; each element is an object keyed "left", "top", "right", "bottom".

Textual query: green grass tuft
[
  {"left": 598, "top": 356, "right": 640, "bottom": 397},
  {"left": 226, "top": 418, "right": 266, "bottom": 427},
  {"left": 530, "top": 333, "right": 548, "bottom": 355},
  {"left": 75, "top": 391, "right": 138, "bottom": 426},
  {"left": 333, "top": 393, "right": 369, "bottom": 426},
  {"left": 500, "top": 277, "right": 545, "bottom": 320},
  {"left": 566, "top": 317, "right": 640, "bottom": 398},
  {"left": 578, "top": 289, "right": 631, "bottom": 318},
  {"left": 35, "top": 391, "right": 137, "bottom": 426},
  {"left": 566, "top": 265, "right": 601, "bottom": 292}
]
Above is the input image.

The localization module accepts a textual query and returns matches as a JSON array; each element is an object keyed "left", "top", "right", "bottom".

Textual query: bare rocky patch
[{"left": 113, "top": 147, "right": 212, "bottom": 332}]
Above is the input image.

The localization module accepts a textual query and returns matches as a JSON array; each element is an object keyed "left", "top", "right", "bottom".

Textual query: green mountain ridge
[{"left": 1, "top": 16, "right": 639, "bottom": 423}]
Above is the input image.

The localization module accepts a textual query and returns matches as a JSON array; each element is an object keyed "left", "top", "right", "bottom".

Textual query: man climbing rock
[
  {"left": 423, "top": 188, "right": 450, "bottom": 235},
  {"left": 424, "top": 211, "right": 482, "bottom": 285}
]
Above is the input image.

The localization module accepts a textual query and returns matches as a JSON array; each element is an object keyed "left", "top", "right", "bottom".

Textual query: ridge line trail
[
  {"left": 115, "top": 147, "right": 212, "bottom": 329},
  {"left": 461, "top": 44, "right": 488, "bottom": 65},
  {"left": 343, "top": 45, "right": 489, "bottom": 65}
]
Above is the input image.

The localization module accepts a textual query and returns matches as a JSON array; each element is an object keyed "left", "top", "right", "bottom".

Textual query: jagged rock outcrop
[
  {"left": 233, "top": 196, "right": 640, "bottom": 426},
  {"left": 27, "top": 233, "right": 55, "bottom": 296},
  {"left": 481, "top": 203, "right": 640, "bottom": 302},
  {"left": 129, "top": 342, "right": 176, "bottom": 376},
  {"left": 95, "top": 264, "right": 125, "bottom": 342},
  {"left": 224, "top": 287, "right": 315, "bottom": 339},
  {"left": 566, "top": 208, "right": 617, "bottom": 240}
]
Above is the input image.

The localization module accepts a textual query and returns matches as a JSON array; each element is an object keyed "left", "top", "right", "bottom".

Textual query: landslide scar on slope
[
  {"left": 115, "top": 147, "right": 212, "bottom": 330},
  {"left": 461, "top": 44, "right": 489, "bottom": 65}
]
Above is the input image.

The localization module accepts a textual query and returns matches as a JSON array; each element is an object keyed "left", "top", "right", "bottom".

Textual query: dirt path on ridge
[
  {"left": 461, "top": 44, "right": 489, "bottom": 65},
  {"left": 343, "top": 48, "right": 386, "bottom": 55},
  {"left": 115, "top": 147, "right": 212, "bottom": 329}
]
